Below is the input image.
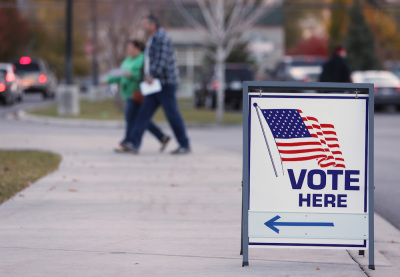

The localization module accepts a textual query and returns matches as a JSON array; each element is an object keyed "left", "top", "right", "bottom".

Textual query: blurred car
[
  {"left": 352, "top": 70, "right": 400, "bottom": 109},
  {"left": 12, "top": 57, "right": 57, "bottom": 99},
  {"left": 268, "top": 56, "right": 327, "bottom": 82},
  {"left": 78, "top": 74, "right": 109, "bottom": 93},
  {"left": 77, "top": 77, "right": 93, "bottom": 93},
  {"left": 194, "top": 63, "right": 254, "bottom": 110},
  {"left": 0, "top": 73, "right": 15, "bottom": 105},
  {"left": 0, "top": 63, "right": 24, "bottom": 104}
]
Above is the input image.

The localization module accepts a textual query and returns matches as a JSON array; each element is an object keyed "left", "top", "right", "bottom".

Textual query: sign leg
[
  {"left": 240, "top": 182, "right": 243, "bottom": 255},
  {"left": 368, "top": 89, "right": 375, "bottom": 270},
  {"left": 242, "top": 85, "right": 249, "bottom": 267},
  {"left": 241, "top": 180, "right": 249, "bottom": 266},
  {"left": 368, "top": 212, "right": 375, "bottom": 270}
]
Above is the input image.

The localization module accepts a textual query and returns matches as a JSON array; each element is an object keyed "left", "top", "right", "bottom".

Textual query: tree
[
  {"left": 284, "top": 0, "right": 327, "bottom": 52},
  {"left": 328, "top": 0, "right": 351, "bottom": 51},
  {"left": 328, "top": 0, "right": 400, "bottom": 62},
  {"left": 20, "top": 0, "right": 90, "bottom": 79},
  {"left": 364, "top": 7, "right": 400, "bottom": 61},
  {"left": 97, "top": 0, "right": 150, "bottom": 70},
  {"left": 174, "top": 0, "right": 281, "bottom": 122},
  {"left": 0, "top": 0, "right": 29, "bottom": 61},
  {"left": 345, "top": 0, "right": 380, "bottom": 71},
  {"left": 203, "top": 35, "right": 256, "bottom": 67}
]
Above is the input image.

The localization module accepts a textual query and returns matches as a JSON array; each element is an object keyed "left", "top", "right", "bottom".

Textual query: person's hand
[
  {"left": 146, "top": 77, "right": 153, "bottom": 84},
  {"left": 124, "top": 71, "right": 131, "bottom": 77}
]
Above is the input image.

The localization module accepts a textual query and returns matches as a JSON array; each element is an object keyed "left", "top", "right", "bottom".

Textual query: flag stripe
[
  {"left": 279, "top": 148, "right": 325, "bottom": 154},
  {"left": 282, "top": 155, "right": 327, "bottom": 161},
  {"left": 326, "top": 137, "right": 337, "bottom": 141},
  {"left": 276, "top": 141, "right": 321, "bottom": 147}
]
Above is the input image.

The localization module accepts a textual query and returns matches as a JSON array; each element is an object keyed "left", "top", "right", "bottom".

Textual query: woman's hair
[{"left": 128, "top": 40, "right": 145, "bottom": 52}]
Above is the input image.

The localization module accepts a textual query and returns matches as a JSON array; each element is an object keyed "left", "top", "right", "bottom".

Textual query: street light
[
  {"left": 59, "top": 0, "right": 79, "bottom": 116},
  {"left": 91, "top": 0, "right": 99, "bottom": 86},
  {"left": 66, "top": 0, "right": 73, "bottom": 85}
]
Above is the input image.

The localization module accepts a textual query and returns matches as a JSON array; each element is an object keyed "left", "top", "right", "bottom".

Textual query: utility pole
[
  {"left": 91, "top": 0, "right": 99, "bottom": 86},
  {"left": 59, "top": 0, "right": 79, "bottom": 116},
  {"left": 66, "top": 0, "right": 73, "bottom": 84}
]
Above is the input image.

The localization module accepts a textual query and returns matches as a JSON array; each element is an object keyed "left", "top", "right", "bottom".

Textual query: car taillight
[
  {"left": 20, "top": 56, "right": 31, "bottom": 65},
  {"left": 39, "top": 74, "right": 47, "bottom": 84},
  {"left": 212, "top": 80, "right": 219, "bottom": 90},
  {"left": 0, "top": 83, "right": 6, "bottom": 92},
  {"left": 6, "top": 72, "right": 15, "bottom": 82},
  {"left": 374, "top": 86, "right": 379, "bottom": 93},
  {"left": 396, "top": 87, "right": 400, "bottom": 93},
  {"left": 302, "top": 77, "right": 310, "bottom": 82}
]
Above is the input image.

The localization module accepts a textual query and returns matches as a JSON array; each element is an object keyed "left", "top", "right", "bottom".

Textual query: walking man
[
  {"left": 319, "top": 46, "right": 351, "bottom": 83},
  {"left": 122, "top": 15, "right": 190, "bottom": 154}
]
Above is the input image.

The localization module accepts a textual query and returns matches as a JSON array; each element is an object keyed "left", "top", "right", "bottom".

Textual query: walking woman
[{"left": 102, "top": 40, "right": 170, "bottom": 152}]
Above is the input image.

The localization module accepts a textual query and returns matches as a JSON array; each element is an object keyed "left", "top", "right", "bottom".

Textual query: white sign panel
[{"left": 247, "top": 93, "right": 369, "bottom": 249}]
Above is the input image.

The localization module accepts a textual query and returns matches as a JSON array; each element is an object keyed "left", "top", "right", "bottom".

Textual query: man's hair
[
  {"left": 147, "top": 14, "right": 160, "bottom": 29},
  {"left": 128, "top": 40, "right": 145, "bottom": 52}
]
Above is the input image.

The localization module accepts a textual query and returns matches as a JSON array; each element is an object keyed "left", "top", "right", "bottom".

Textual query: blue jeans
[
  {"left": 127, "top": 84, "right": 189, "bottom": 149},
  {"left": 123, "top": 99, "right": 165, "bottom": 146}
]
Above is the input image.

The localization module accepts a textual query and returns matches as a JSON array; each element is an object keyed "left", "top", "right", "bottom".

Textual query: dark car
[
  {"left": 0, "top": 73, "right": 15, "bottom": 105},
  {"left": 12, "top": 57, "right": 57, "bottom": 98},
  {"left": 0, "top": 63, "right": 24, "bottom": 105},
  {"left": 268, "top": 56, "right": 327, "bottom": 82},
  {"left": 195, "top": 63, "right": 254, "bottom": 110}
]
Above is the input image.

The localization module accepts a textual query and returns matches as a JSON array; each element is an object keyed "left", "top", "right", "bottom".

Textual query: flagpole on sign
[{"left": 253, "top": 103, "right": 278, "bottom": 177}]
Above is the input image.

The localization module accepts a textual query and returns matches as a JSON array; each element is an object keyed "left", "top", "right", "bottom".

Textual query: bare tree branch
[
  {"left": 236, "top": 0, "right": 278, "bottom": 33},
  {"left": 174, "top": 0, "right": 282, "bottom": 122},
  {"left": 97, "top": 0, "right": 149, "bottom": 70},
  {"left": 172, "top": 0, "right": 204, "bottom": 29}
]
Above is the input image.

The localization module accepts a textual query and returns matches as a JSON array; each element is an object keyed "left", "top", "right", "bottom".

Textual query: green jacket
[{"left": 106, "top": 53, "right": 144, "bottom": 100}]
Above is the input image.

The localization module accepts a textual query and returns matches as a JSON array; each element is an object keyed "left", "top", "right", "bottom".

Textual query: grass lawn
[
  {"left": 0, "top": 150, "right": 61, "bottom": 204},
  {"left": 29, "top": 98, "right": 243, "bottom": 125}
]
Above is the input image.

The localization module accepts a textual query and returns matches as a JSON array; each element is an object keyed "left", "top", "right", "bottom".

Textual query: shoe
[
  {"left": 160, "top": 136, "right": 171, "bottom": 152},
  {"left": 114, "top": 148, "right": 129, "bottom": 153},
  {"left": 171, "top": 146, "right": 191, "bottom": 155},
  {"left": 120, "top": 142, "right": 139, "bottom": 154},
  {"left": 119, "top": 141, "right": 126, "bottom": 149}
]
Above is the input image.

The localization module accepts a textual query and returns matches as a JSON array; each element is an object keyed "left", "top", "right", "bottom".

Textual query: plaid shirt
[{"left": 145, "top": 28, "right": 179, "bottom": 85}]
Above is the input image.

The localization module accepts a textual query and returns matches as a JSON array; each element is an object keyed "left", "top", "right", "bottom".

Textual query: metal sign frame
[{"left": 241, "top": 81, "right": 374, "bottom": 269}]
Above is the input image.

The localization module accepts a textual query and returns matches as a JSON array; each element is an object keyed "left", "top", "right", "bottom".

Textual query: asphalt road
[
  {"left": 0, "top": 93, "right": 55, "bottom": 118},
  {"left": 0, "top": 103, "right": 400, "bottom": 230},
  {"left": 373, "top": 113, "right": 400, "bottom": 229}
]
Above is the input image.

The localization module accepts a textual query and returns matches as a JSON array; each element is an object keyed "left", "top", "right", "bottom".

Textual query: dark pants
[
  {"left": 127, "top": 84, "right": 189, "bottom": 149},
  {"left": 123, "top": 99, "right": 165, "bottom": 147}
]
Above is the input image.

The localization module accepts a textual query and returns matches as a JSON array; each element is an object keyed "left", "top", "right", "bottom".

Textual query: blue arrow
[{"left": 264, "top": 215, "right": 334, "bottom": 234}]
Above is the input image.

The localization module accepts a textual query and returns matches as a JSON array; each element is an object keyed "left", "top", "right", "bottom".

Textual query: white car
[
  {"left": 351, "top": 70, "right": 400, "bottom": 110},
  {"left": 270, "top": 56, "right": 327, "bottom": 83},
  {"left": 12, "top": 57, "right": 57, "bottom": 99}
]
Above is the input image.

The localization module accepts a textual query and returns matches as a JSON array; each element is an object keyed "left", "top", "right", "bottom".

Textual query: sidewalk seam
[{"left": 347, "top": 250, "right": 370, "bottom": 277}]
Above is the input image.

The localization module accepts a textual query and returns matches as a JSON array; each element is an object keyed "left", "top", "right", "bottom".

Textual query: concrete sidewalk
[{"left": 0, "top": 120, "right": 399, "bottom": 276}]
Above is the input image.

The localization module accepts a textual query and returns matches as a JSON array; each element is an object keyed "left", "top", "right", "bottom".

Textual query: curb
[
  {"left": 349, "top": 212, "right": 400, "bottom": 276},
  {"left": 6, "top": 110, "right": 242, "bottom": 129},
  {"left": 10, "top": 110, "right": 125, "bottom": 128}
]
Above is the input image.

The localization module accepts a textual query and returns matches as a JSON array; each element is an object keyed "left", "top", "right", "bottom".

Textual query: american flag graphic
[{"left": 259, "top": 108, "right": 345, "bottom": 168}]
